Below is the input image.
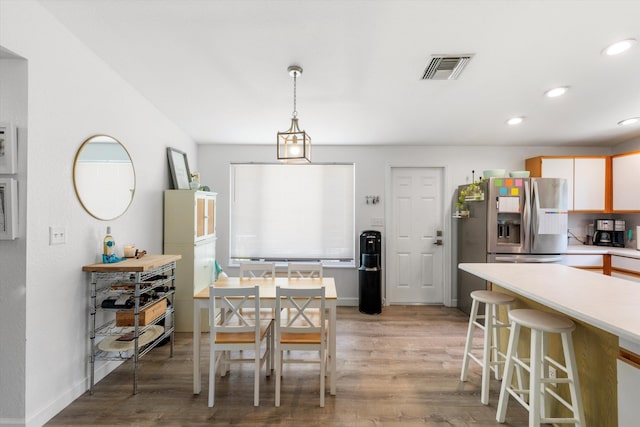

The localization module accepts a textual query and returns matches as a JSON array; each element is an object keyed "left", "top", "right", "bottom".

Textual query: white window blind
[{"left": 230, "top": 163, "right": 355, "bottom": 264}]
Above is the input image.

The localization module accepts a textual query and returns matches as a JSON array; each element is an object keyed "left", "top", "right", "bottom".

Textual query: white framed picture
[
  {"left": 0, "top": 122, "right": 17, "bottom": 174},
  {"left": 0, "top": 177, "right": 17, "bottom": 240}
]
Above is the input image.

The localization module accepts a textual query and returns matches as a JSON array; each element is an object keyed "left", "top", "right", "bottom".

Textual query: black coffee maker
[
  {"left": 594, "top": 219, "right": 614, "bottom": 246},
  {"left": 613, "top": 219, "right": 626, "bottom": 247}
]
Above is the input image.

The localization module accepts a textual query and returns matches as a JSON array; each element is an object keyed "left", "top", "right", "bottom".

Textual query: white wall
[
  {"left": 0, "top": 53, "right": 28, "bottom": 424},
  {"left": 0, "top": 1, "right": 635, "bottom": 424},
  {"left": 0, "top": 1, "right": 197, "bottom": 425},
  {"left": 614, "top": 135, "right": 640, "bottom": 154},
  {"left": 197, "top": 144, "right": 611, "bottom": 307}
]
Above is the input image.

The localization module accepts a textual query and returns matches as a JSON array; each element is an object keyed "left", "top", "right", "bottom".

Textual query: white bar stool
[
  {"left": 461, "top": 290, "right": 516, "bottom": 405},
  {"left": 496, "top": 309, "right": 585, "bottom": 426}
]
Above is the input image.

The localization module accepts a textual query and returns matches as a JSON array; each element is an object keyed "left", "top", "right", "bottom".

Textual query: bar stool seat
[
  {"left": 496, "top": 309, "right": 585, "bottom": 426},
  {"left": 461, "top": 290, "right": 516, "bottom": 405}
]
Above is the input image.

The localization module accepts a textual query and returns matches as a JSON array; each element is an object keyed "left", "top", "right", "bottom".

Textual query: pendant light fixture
[{"left": 277, "top": 65, "right": 311, "bottom": 163}]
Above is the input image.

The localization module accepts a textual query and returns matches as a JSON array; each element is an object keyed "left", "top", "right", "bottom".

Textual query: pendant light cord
[{"left": 292, "top": 72, "right": 298, "bottom": 118}]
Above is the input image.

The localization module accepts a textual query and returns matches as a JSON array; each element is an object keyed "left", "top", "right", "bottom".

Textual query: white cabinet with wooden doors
[
  {"left": 164, "top": 190, "right": 217, "bottom": 332},
  {"left": 612, "top": 151, "right": 640, "bottom": 212},
  {"left": 526, "top": 156, "right": 607, "bottom": 211}
]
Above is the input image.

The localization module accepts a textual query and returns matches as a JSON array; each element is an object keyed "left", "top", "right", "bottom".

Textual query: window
[{"left": 230, "top": 163, "right": 355, "bottom": 266}]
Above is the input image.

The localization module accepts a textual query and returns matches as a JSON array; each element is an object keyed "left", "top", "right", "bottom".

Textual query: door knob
[{"left": 434, "top": 239, "right": 444, "bottom": 246}]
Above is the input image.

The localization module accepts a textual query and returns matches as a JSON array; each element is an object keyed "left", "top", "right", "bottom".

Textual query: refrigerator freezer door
[{"left": 530, "top": 178, "right": 569, "bottom": 254}]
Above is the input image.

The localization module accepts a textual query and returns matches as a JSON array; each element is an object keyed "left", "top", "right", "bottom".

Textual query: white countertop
[
  {"left": 458, "top": 262, "right": 640, "bottom": 345},
  {"left": 567, "top": 244, "right": 640, "bottom": 259}
]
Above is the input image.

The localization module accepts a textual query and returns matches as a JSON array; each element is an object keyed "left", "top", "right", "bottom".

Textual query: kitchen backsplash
[{"left": 568, "top": 213, "right": 639, "bottom": 248}]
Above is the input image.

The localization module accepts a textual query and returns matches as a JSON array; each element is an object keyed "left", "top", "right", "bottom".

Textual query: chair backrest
[
  {"left": 287, "top": 262, "right": 323, "bottom": 279},
  {"left": 239, "top": 262, "right": 276, "bottom": 279},
  {"left": 209, "top": 285, "right": 261, "bottom": 339},
  {"left": 275, "top": 286, "right": 326, "bottom": 338}
]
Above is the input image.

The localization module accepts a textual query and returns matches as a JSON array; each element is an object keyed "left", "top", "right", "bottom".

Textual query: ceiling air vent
[{"left": 421, "top": 55, "right": 473, "bottom": 80}]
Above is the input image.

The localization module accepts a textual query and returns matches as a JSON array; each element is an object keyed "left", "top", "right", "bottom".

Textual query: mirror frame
[{"left": 73, "top": 134, "right": 136, "bottom": 221}]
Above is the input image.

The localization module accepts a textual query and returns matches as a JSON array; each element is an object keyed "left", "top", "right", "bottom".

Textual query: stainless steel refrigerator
[{"left": 457, "top": 177, "right": 568, "bottom": 314}]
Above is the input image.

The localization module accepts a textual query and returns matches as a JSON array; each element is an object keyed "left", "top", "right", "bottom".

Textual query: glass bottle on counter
[{"left": 103, "top": 226, "right": 115, "bottom": 256}]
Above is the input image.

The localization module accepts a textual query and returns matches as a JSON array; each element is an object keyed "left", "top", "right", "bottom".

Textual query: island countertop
[{"left": 458, "top": 262, "right": 640, "bottom": 345}]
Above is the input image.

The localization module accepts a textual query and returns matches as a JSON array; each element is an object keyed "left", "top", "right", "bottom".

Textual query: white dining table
[{"left": 192, "top": 276, "right": 337, "bottom": 396}]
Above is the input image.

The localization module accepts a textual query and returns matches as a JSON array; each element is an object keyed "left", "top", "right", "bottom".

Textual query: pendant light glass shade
[{"left": 277, "top": 65, "right": 311, "bottom": 163}]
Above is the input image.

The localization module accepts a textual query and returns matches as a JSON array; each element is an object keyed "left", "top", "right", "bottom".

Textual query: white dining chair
[
  {"left": 275, "top": 286, "right": 327, "bottom": 407},
  {"left": 208, "top": 285, "right": 273, "bottom": 407},
  {"left": 239, "top": 262, "right": 277, "bottom": 317},
  {"left": 287, "top": 262, "right": 323, "bottom": 279},
  {"left": 239, "top": 261, "right": 276, "bottom": 278},
  {"left": 285, "top": 262, "right": 323, "bottom": 319}
]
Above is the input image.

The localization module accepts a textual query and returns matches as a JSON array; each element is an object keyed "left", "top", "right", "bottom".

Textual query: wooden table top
[
  {"left": 82, "top": 254, "right": 182, "bottom": 272},
  {"left": 194, "top": 277, "right": 337, "bottom": 300}
]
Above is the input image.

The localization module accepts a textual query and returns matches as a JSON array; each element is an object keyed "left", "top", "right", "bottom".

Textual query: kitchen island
[{"left": 458, "top": 262, "right": 640, "bottom": 426}]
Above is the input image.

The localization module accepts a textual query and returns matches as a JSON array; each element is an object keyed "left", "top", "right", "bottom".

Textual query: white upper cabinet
[
  {"left": 527, "top": 156, "right": 607, "bottom": 211},
  {"left": 540, "top": 158, "right": 575, "bottom": 207},
  {"left": 612, "top": 151, "right": 640, "bottom": 212},
  {"left": 574, "top": 158, "right": 606, "bottom": 211}
]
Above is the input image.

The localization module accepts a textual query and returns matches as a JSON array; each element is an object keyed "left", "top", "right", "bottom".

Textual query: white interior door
[{"left": 388, "top": 167, "right": 444, "bottom": 304}]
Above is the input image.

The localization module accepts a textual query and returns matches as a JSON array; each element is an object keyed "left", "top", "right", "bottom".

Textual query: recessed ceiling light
[
  {"left": 506, "top": 117, "right": 524, "bottom": 125},
  {"left": 603, "top": 39, "right": 637, "bottom": 56},
  {"left": 544, "top": 86, "right": 569, "bottom": 98},
  {"left": 618, "top": 117, "right": 640, "bottom": 126}
]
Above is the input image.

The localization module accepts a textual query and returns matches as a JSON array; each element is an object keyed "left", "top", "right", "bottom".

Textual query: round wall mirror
[{"left": 73, "top": 135, "right": 136, "bottom": 220}]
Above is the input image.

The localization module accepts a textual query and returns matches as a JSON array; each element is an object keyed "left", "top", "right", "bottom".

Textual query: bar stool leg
[
  {"left": 562, "top": 332, "right": 585, "bottom": 426},
  {"left": 460, "top": 298, "right": 480, "bottom": 382},
  {"left": 481, "top": 302, "right": 494, "bottom": 405},
  {"left": 528, "top": 328, "right": 543, "bottom": 426},
  {"left": 496, "top": 321, "right": 520, "bottom": 423},
  {"left": 492, "top": 303, "right": 503, "bottom": 380},
  {"left": 540, "top": 331, "right": 550, "bottom": 419}
]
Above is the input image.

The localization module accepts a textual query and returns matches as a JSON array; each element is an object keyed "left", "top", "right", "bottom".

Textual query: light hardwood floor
[{"left": 47, "top": 306, "right": 532, "bottom": 426}]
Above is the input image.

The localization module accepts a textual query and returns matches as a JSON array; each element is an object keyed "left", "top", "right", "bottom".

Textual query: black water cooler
[{"left": 358, "top": 230, "right": 382, "bottom": 314}]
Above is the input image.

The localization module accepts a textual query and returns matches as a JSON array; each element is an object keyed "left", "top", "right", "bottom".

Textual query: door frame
[{"left": 384, "top": 163, "right": 452, "bottom": 307}]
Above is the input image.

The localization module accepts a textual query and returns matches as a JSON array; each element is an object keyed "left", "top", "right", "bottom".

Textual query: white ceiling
[{"left": 38, "top": 0, "right": 640, "bottom": 147}]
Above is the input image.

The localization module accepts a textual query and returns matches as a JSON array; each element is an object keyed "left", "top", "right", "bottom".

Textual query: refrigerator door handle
[
  {"left": 523, "top": 179, "right": 531, "bottom": 251},
  {"left": 494, "top": 255, "right": 564, "bottom": 263}
]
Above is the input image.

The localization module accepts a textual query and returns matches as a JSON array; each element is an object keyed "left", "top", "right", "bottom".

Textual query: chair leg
[
  {"left": 461, "top": 298, "right": 479, "bottom": 381},
  {"left": 208, "top": 348, "right": 216, "bottom": 407},
  {"left": 275, "top": 348, "right": 282, "bottom": 407},
  {"left": 320, "top": 344, "right": 326, "bottom": 408},
  {"left": 254, "top": 342, "right": 260, "bottom": 406}
]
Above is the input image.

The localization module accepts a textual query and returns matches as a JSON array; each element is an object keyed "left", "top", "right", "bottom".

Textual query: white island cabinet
[
  {"left": 459, "top": 262, "right": 640, "bottom": 427},
  {"left": 164, "top": 190, "right": 217, "bottom": 332}
]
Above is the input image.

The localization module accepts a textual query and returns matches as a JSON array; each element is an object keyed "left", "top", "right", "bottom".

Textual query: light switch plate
[
  {"left": 371, "top": 217, "right": 384, "bottom": 226},
  {"left": 49, "top": 226, "right": 66, "bottom": 245}
]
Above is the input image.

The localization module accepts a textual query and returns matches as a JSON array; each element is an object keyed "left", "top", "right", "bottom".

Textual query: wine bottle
[{"left": 103, "top": 226, "right": 115, "bottom": 256}]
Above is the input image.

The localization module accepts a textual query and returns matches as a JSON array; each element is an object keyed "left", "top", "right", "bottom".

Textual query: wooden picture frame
[
  {"left": 0, "top": 177, "right": 17, "bottom": 240},
  {"left": 0, "top": 122, "right": 17, "bottom": 174},
  {"left": 167, "top": 147, "right": 191, "bottom": 190}
]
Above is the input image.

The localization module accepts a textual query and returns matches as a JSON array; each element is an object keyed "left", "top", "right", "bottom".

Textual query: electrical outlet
[
  {"left": 548, "top": 366, "right": 557, "bottom": 388},
  {"left": 49, "top": 226, "right": 66, "bottom": 245}
]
